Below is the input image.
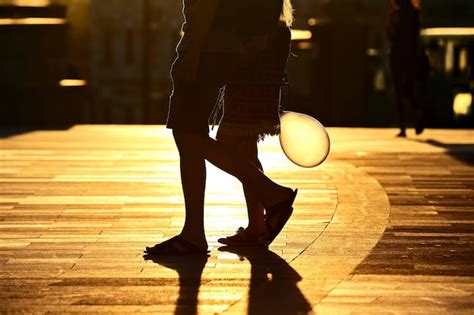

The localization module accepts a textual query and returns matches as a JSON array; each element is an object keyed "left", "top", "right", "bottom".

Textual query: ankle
[
  {"left": 265, "top": 186, "right": 293, "bottom": 209},
  {"left": 180, "top": 231, "right": 207, "bottom": 249},
  {"left": 244, "top": 226, "right": 266, "bottom": 237}
]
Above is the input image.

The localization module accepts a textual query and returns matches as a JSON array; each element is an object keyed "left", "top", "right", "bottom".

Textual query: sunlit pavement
[{"left": 0, "top": 126, "right": 473, "bottom": 314}]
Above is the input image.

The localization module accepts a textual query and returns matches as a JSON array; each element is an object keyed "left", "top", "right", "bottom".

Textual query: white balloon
[{"left": 279, "top": 111, "right": 331, "bottom": 168}]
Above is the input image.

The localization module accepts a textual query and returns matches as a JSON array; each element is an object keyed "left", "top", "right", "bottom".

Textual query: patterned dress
[{"left": 215, "top": 25, "right": 291, "bottom": 142}]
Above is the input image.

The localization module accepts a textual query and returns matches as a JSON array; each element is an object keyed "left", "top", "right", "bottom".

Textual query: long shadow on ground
[
  {"left": 143, "top": 254, "right": 208, "bottom": 315},
  {"left": 144, "top": 248, "right": 312, "bottom": 315},
  {"left": 218, "top": 247, "right": 312, "bottom": 315},
  {"left": 417, "top": 139, "right": 474, "bottom": 166}
]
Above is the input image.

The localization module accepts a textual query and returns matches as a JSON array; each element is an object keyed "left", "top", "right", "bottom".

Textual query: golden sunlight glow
[
  {"left": 422, "top": 28, "right": 474, "bottom": 37},
  {"left": 453, "top": 93, "right": 472, "bottom": 116},
  {"left": 374, "top": 68, "right": 386, "bottom": 91},
  {"left": 307, "top": 18, "right": 317, "bottom": 26},
  {"left": 0, "top": 18, "right": 66, "bottom": 25},
  {"left": 279, "top": 111, "right": 330, "bottom": 168},
  {"left": 59, "top": 79, "right": 87, "bottom": 87},
  {"left": 13, "top": 0, "right": 50, "bottom": 6},
  {"left": 459, "top": 48, "right": 468, "bottom": 72},
  {"left": 445, "top": 41, "right": 454, "bottom": 73},
  {"left": 291, "top": 29, "right": 312, "bottom": 41},
  {"left": 297, "top": 41, "right": 313, "bottom": 50},
  {"left": 411, "top": 0, "right": 421, "bottom": 9},
  {"left": 367, "top": 48, "right": 381, "bottom": 57}
]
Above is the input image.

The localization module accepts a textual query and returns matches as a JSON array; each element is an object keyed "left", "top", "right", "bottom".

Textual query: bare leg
[
  {"left": 219, "top": 137, "right": 266, "bottom": 236},
  {"left": 243, "top": 185, "right": 266, "bottom": 235},
  {"left": 199, "top": 135, "right": 293, "bottom": 209},
  {"left": 172, "top": 130, "right": 208, "bottom": 250},
  {"left": 171, "top": 130, "right": 292, "bottom": 250},
  {"left": 391, "top": 55, "right": 407, "bottom": 137}
]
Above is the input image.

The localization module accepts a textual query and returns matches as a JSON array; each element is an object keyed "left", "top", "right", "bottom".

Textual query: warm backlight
[
  {"left": 453, "top": 93, "right": 472, "bottom": 116},
  {"left": 279, "top": 111, "right": 330, "bottom": 168},
  {"left": 59, "top": 79, "right": 87, "bottom": 87},
  {"left": 422, "top": 28, "right": 474, "bottom": 37},
  {"left": 291, "top": 29, "right": 312, "bottom": 41},
  {"left": 0, "top": 18, "right": 66, "bottom": 25},
  {"left": 13, "top": 0, "right": 50, "bottom": 5}
]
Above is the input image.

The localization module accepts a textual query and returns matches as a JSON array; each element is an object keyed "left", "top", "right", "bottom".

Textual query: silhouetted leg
[
  {"left": 219, "top": 137, "right": 266, "bottom": 236},
  {"left": 391, "top": 55, "right": 407, "bottom": 137},
  {"left": 412, "top": 77, "right": 426, "bottom": 135},
  {"left": 243, "top": 185, "right": 266, "bottom": 235},
  {"left": 240, "top": 143, "right": 266, "bottom": 236},
  {"left": 171, "top": 130, "right": 292, "bottom": 250},
  {"left": 395, "top": 77, "right": 407, "bottom": 136},
  {"left": 174, "top": 131, "right": 292, "bottom": 210},
  {"left": 172, "top": 129, "right": 208, "bottom": 250},
  {"left": 201, "top": 135, "right": 293, "bottom": 209}
]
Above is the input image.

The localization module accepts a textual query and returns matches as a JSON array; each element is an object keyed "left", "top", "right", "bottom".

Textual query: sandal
[
  {"left": 218, "top": 227, "right": 268, "bottom": 247},
  {"left": 143, "top": 253, "right": 208, "bottom": 269},
  {"left": 145, "top": 235, "right": 209, "bottom": 256},
  {"left": 265, "top": 189, "right": 298, "bottom": 245}
]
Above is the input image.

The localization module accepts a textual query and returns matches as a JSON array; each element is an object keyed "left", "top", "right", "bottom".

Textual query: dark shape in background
[
  {"left": 0, "top": 2, "right": 88, "bottom": 127},
  {"left": 0, "top": 0, "right": 473, "bottom": 128},
  {"left": 288, "top": 0, "right": 474, "bottom": 127}
]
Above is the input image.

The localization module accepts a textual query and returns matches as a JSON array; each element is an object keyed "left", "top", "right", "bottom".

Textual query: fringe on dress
[{"left": 213, "top": 26, "right": 291, "bottom": 143}]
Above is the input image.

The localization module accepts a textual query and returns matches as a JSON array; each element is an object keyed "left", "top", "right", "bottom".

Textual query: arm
[
  {"left": 173, "top": 0, "right": 219, "bottom": 82},
  {"left": 186, "top": 0, "right": 219, "bottom": 51}
]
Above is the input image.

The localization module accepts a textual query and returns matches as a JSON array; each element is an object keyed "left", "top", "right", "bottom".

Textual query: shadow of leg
[
  {"left": 218, "top": 246, "right": 312, "bottom": 315},
  {"left": 143, "top": 255, "right": 208, "bottom": 315}
]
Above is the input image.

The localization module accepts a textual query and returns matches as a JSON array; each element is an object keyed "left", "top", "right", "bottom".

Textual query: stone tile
[{"left": 1, "top": 126, "right": 473, "bottom": 313}]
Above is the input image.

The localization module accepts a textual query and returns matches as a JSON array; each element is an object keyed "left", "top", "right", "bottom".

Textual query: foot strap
[{"left": 145, "top": 235, "right": 209, "bottom": 256}]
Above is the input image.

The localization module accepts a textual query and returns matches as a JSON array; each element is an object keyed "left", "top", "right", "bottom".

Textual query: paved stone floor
[{"left": 0, "top": 126, "right": 473, "bottom": 314}]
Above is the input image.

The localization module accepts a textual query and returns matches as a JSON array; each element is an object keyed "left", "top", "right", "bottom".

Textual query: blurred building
[
  {"left": 287, "top": 0, "right": 474, "bottom": 127},
  {"left": 286, "top": 0, "right": 399, "bottom": 126},
  {"left": 0, "top": 0, "right": 181, "bottom": 126},
  {"left": 0, "top": 0, "right": 89, "bottom": 127},
  {"left": 90, "top": 0, "right": 181, "bottom": 124},
  {"left": 54, "top": 0, "right": 91, "bottom": 81},
  {"left": 1, "top": 0, "right": 473, "bottom": 127},
  {"left": 422, "top": 1, "right": 474, "bottom": 127}
]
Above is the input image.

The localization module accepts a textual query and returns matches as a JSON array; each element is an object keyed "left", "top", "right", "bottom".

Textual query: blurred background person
[{"left": 386, "top": 0, "right": 428, "bottom": 137}]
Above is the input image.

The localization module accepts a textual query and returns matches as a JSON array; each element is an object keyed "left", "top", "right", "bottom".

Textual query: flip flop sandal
[
  {"left": 143, "top": 253, "right": 208, "bottom": 270},
  {"left": 265, "top": 189, "right": 298, "bottom": 245},
  {"left": 145, "top": 235, "right": 209, "bottom": 256},
  {"left": 218, "top": 227, "right": 268, "bottom": 247}
]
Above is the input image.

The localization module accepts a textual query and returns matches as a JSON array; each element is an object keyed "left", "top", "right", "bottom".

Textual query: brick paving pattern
[{"left": 0, "top": 126, "right": 473, "bottom": 313}]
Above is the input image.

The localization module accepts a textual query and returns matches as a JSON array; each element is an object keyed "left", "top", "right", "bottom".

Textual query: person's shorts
[{"left": 166, "top": 53, "right": 235, "bottom": 135}]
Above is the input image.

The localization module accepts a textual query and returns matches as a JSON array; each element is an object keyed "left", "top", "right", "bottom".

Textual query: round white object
[{"left": 279, "top": 111, "right": 331, "bottom": 168}]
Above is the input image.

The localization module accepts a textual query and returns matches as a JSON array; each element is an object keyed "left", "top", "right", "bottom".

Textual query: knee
[
  {"left": 173, "top": 129, "right": 206, "bottom": 156},
  {"left": 172, "top": 129, "right": 188, "bottom": 145},
  {"left": 218, "top": 137, "right": 262, "bottom": 171}
]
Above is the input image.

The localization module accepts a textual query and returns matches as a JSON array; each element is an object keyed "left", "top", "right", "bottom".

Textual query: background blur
[{"left": 1, "top": 0, "right": 473, "bottom": 128}]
